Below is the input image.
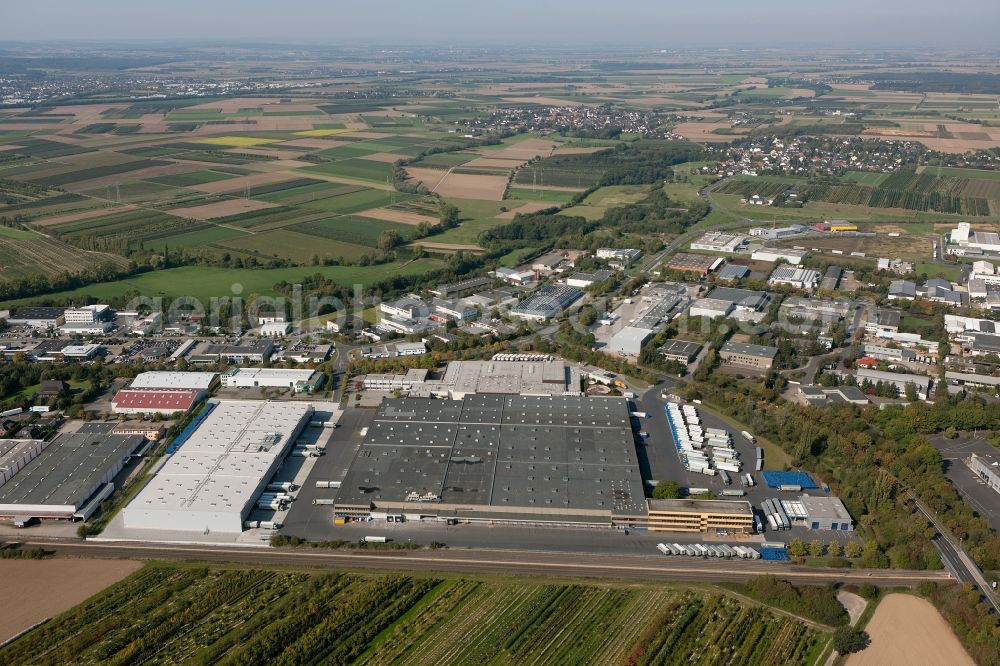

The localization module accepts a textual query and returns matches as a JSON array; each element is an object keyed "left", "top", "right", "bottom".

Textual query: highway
[{"left": 18, "top": 538, "right": 951, "bottom": 587}]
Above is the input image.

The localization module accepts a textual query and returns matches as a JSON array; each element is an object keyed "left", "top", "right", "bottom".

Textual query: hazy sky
[{"left": 4, "top": 0, "right": 998, "bottom": 48}]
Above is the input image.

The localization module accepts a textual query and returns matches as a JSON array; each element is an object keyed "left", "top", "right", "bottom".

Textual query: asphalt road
[{"left": 19, "top": 539, "right": 950, "bottom": 586}]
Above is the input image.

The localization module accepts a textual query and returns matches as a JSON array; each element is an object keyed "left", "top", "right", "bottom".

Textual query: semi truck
[
  {"left": 363, "top": 536, "right": 388, "bottom": 544},
  {"left": 312, "top": 498, "right": 335, "bottom": 505},
  {"left": 741, "top": 431, "right": 757, "bottom": 444}
]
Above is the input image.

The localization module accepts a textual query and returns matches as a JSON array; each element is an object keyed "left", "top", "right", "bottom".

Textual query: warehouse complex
[
  {"left": 123, "top": 400, "right": 313, "bottom": 533},
  {"left": 220, "top": 368, "right": 320, "bottom": 391},
  {"left": 334, "top": 395, "right": 648, "bottom": 527},
  {"left": 0, "top": 432, "right": 144, "bottom": 520}
]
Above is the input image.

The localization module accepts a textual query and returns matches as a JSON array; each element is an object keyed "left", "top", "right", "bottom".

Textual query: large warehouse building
[
  {"left": 220, "top": 368, "right": 319, "bottom": 390},
  {"left": 334, "top": 395, "right": 648, "bottom": 527},
  {"left": 0, "top": 432, "right": 144, "bottom": 520},
  {"left": 129, "top": 371, "right": 218, "bottom": 391},
  {"left": 122, "top": 400, "right": 313, "bottom": 533}
]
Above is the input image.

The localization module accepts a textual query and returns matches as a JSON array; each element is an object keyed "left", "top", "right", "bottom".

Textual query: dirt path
[
  {"left": 837, "top": 590, "right": 867, "bottom": 626},
  {"left": 0, "top": 558, "right": 142, "bottom": 643},
  {"left": 847, "top": 593, "right": 974, "bottom": 666}
]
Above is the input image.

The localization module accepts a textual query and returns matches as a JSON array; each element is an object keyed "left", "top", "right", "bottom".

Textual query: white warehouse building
[
  {"left": 129, "top": 371, "right": 219, "bottom": 391},
  {"left": 220, "top": 368, "right": 317, "bottom": 389},
  {"left": 122, "top": 400, "right": 313, "bottom": 533}
]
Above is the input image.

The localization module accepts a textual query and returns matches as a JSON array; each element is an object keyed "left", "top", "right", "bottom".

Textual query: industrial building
[
  {"left": 719, "top": 341, "right": 778, "bottom": 370},
  {"left": 595, "top": 248, "right": 642, "bottom": 264},
  {"left": 129, "top": 371, "right": 219, "bottom": 391},
  {"left": 666, "top": 253, "right": 724, "bottom": 275},
  {"left": 865, "top": 309, "right": 901, "bottom": 336},
  {"left": 969, "top": 453, "right": 1000, "bottom": 495},
  {"left": 566, "top": 270, "right": 613, "bottom": 289},
  {"left": 752, "top": 248, "right": 807, "bottom": 265},
  {"left": 189, "top": 339, "right": 273, "bottom": 364},
  {"left": 658, "top": 340, "right": 703, "bottom": 365},
  {"left": 950, "top": 222, "right": 1000, "bottom": 254},
  {"left": 646, "top": 498, "right": 755, "bottom": 535},
  {"left": 436, "top": 359, "right": 581, "bottom": 398},
  {"left": 852, "top": 368, "right": 931, "bottom": 400},
  {"left": 334, "top": 395, "right": 647, "bottom": 527},
  {"left": 4, "top": 307, "right": 65, "bottom": 329},
  {"left": 605, "top": 326, "right": 655, "bottom": 357},
  {"left": 767, "top": 266, "right": 821, "bottom": 290},
  {"left": 360, "top": 369, "right": 431, "bottom": 392},
  {"left": 690, "top": 232, "right": 745, "bottom": 254},
  {"left": 430, "top": 276, "right": 492, "bottom": 297},
  {"left": 111, "top": 388, "right": 205, "bottom": 415},
  {"left": 716, "top": 264, "right": 751, "bottom": 281},
  {"left": 0, "top": 432, "right": 144, "bottom": 520},
  {"left": 888, "top": 279, "right": 917, "bottom": 300},
  {"left": 220, "top": 368, "right": 319, "bottom": 390},
  {"left": 779, "top": 297, "right": 853, "bottom": 324},
  {"left": 688, "top": 298, "right": 734, "bottom": 320},
  {"left": 704, "top": 287, "right": 772, "bottom": 323},
  {"left": 510, "top": 285, "right": 583, "bottom": 321},
  {"left": 123, "top": 400, "right": 313, "bottom": 533},
  {"left": 797, "top": 495, "right": 854, "bottom": 531},
  {"left": 0, "top": 439, "right": 46, "bottom": 487},
  {"left": 360, "top": 341, "right": 427, "bottom": 359}
]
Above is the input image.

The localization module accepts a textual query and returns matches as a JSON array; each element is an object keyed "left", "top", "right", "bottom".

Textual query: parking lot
[
  {"left": 634, "top": 390, "right": 854, "bottom": 547},
  {"left": 928, "top": 433, "right": 1000, "bottom": 534}
]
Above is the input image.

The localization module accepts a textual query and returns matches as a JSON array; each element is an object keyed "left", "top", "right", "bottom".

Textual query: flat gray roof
[
  {"left": 721, "top": 341, "right": 778, "bottom": 359},
  {"left": 337, "top": 395, "right": 646, "bottom": 518},
  {"left": 659, "top": 339, "right": 703, "bottom": 360},
  {"left": 0, "top": 432, "right": 143, "bottom": 509}
]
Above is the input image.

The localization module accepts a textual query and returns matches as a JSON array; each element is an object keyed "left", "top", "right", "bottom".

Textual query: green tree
[
  {"left": 788, "top": 538, "right": 807, "bottom": 557},
  {"left": 827, "top": 540, "right": 842, "bottom": 557},
  {"left": 809, "top": 539, "right": 825, "bottom": 557},
  {"left": 832, "top": 626, "right": 870, "bottom": 654},
  {"left": 844, "top": 541, "right": 863, "bottom": 558},
  {"left": 377, "top": 230, "right": 402, "bottom": 252},
  {"left": 651, "top": 480, "right": 682, "bottom": 499}
]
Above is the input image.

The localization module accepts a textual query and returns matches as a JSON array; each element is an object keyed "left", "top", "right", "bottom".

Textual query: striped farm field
[
  {"left": 295, "top": 128, "right": 354, "bottom": 137},
  {"left": 0, "top": 564, "right": 829, "bottom": 666},
  {"left": 300, "top": 157, "right": 396, "bottom": 183}
]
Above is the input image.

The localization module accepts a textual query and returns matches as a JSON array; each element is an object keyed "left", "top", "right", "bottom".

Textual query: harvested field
[
  {"left": 550, "top": 145, "right": 608, "bottom": 155},
  {"left": 847, "top": 594, "right": 973, "bottom": 666},
  {"left": 357, "top": 207, "right": 438, "bottom": 226},
  {"left": 462, "top": 157, "right": 525, "bottom": 169},
  {"left": 483, "top": 138, "right": 558, "bottom": 161},
  {"left": 0, "top": 558, "right": 142, "bottom": 642},
  {"left": 30, "top": 204, "right": 137, "bottom": 228},
  {"left": 433, "top": 172, "right": 509, "bottom": 200},
  {"left": 404, "top": 166, "right": 449, "bottom": 191},
  {"left": 192, "top": 172, "right": 300, "bottom": 194},
  {"left": 167, "top": 198, "right": 279, "bottom": 220},
  {"left": 414, "top": 241, "right": 486, "bottom": 253},
  {"left": 673, "top": 121, "right": 742, "bottom": 142},
  {"left": 361, "top": 151, "right": 409, "bottom": 163}
]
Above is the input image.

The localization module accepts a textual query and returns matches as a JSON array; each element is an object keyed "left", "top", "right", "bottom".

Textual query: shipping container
[{"left": 721, "top": 489, "right": 746, "bottom": 497}]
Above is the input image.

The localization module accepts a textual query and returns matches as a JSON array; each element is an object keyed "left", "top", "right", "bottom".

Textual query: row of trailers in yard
[
  {"left": 760, "top": 498, "right": 791, "bottom": 531},
  {"left": 657, "top": 543, "right": 761, "bottom": 559},
  {"left": 665, "top": 403, "right": 743, "bottom": 477}
]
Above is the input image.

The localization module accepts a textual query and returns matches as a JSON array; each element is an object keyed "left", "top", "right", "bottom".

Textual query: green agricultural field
[
  {"left": 428, "top": 198, "right": 506, "bottom": 245},
  {"left": 141, "top": 225, "right": 250, "bottom": 250},
  {"left": 0, "top": 258, "right": 447, "bottom": 306},
  {"left": 415, "top": 152, "right": 478, "bottom": 168},
  {"left": 301, "top": 158, "right": 395, "bottom": 183},
  {"left": 217, "top": 228, "right": 372, "bottom": 263},
  {"left": 297, "top": 187, "right": 402, "bottom": 214},
  {"left": 314, "top": 143, "right": 387, "bottom": 159},
  {"left": 506, "top": 187, "right": 576, "bottom": 203},
  {"left": 842, "top": 171, "right": 890, "bottom": 185},
  {"left": 0, "top": 564, "right": 827, "bottom": 666},
  {"left": 291, "top": 215, "right": 416, "bottom": 247}
]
